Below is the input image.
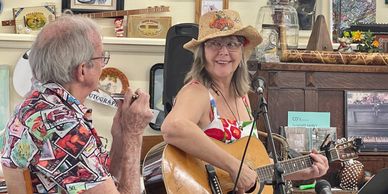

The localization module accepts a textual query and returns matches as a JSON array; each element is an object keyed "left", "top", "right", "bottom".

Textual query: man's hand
[{"left": 120, "top": 88, "right": 153, "bottom": 136}]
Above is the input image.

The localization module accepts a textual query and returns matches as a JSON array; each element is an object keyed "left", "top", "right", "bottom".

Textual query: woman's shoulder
[{"left": 180, "top": 80, "right": 209, "bottom": 94}]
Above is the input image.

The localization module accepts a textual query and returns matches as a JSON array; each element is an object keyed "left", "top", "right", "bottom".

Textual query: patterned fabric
[
  {"left": 1, "top": 83, "right": 111, "bottom": 194},
  {"left": 203, "top": 92, "right": 258, "bottom": 144}
]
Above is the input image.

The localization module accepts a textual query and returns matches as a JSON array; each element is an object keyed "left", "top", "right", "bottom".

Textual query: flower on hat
[{"left": 209, "top": 11, "right": 234, "bottom": 31}]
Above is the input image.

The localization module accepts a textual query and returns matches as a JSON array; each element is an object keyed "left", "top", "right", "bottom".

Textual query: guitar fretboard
[
  {"left": 256, "top": 149, "right": 339, "bottom": 182},
  {"left": 1, "top": 6, "right": 170, "bottom": 26},
  {"left": 81, "top": 6, "right": 170, "bottom": 19}
]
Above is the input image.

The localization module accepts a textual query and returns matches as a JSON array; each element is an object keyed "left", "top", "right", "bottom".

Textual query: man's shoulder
[{"left": 16, "top": 92, "right": 74, "bottom": 122}]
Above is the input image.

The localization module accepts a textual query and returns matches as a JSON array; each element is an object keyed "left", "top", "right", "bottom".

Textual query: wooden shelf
[
  {"left": 259, "top": 62, "right": 388, "bottom": 73},
  {"left": 359, "top": 152, "right": 388, "bottom": 156},
  {"left": 0, "top": 33, "right": 166, "bottom": 52}
]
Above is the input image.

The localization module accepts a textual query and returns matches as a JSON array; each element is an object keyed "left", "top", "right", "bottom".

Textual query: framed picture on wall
[
  {"left": 13, "top": 6, "right": 56, "bottom": 34},
  {"left": 195, "top": 0, "right": 229, "bottom": 23},
  {"left": 345, "top": 90, "right": 388, "bottom": 152},
  {"left": 62, "top": 0, "right": 124, "bottom": 13},
  {"left": 331, "top": 0, "right": 376, "bottom": 42}
]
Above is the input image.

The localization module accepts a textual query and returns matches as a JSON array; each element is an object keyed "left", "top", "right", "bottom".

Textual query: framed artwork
[
  {"left": 195, "top": 0, "right": 229, "bottom": 23},
  {"left": 345, "top": 91, "right": 388, "bottom": 152},
  {"left": 127, "top": 16, "right": 172, "bottom": 39},
  {"left": 62, "top": 0, "right": 124, "bottom": 13},
  {"left": 13, "top": 6, "right": 56, "bottom": 34},
  {"left": 149, "top": 63, "right": 164, "bottom": 130},
  {"left": 331, "top": 0, "right": 376, "bottom": 42},
  {"left": 0, "top": 65, "right": 9, "bottom": 131}
]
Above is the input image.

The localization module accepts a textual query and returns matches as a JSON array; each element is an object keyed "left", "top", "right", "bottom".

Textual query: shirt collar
[{"left": 40, "top": 82, "right": 90, "bottom": 115}]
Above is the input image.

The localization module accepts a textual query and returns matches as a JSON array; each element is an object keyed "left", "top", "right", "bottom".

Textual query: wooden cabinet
[{"left": 248, "top": 61, "right": 388, "bottom": 175}]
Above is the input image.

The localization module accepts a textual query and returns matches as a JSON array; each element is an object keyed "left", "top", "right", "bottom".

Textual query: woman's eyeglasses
[
  {"left": 204, "top": 40, "right": 243, "bottom": 52},
  {"left": 90, "top": 51, "right": 110, "bottom": 67}
]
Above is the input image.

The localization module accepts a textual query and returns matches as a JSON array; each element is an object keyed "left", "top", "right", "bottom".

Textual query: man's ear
[{"left": 74, "top": 63, "right": 87, "bottom": 82}]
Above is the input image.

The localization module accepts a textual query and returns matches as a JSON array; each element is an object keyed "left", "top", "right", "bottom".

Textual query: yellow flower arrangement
[{"left": 342, "top": 30, "right": 382, "bottom": 53}]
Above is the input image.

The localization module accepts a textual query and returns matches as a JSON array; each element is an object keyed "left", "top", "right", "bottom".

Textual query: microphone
[
  {"left": 251, "top": 76, "right": 265, "bottom": 94},
  {"left": 315, "top": 179, "right": 332, "bottom": 194}
]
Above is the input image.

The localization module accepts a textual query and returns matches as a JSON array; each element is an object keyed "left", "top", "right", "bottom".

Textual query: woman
[{"left": 161, "top": 9, "right": 328, "bottom": 193}]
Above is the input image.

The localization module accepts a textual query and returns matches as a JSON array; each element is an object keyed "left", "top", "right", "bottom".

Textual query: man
[{"left": 1, "top": 15, "right": 153, "bottom": 194}]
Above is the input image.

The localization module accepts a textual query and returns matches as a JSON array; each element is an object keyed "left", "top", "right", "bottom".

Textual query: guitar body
[{"left": 143, "top": 137, "right": 274, "bottom": 194}]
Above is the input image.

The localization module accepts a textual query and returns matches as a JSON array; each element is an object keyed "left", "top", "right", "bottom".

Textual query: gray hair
[
  {"left": 29, "top": 15, "right": 102, "bottom": 85},
  {"left": 184, "top": 43, "right": 251, "bottom": 97}
]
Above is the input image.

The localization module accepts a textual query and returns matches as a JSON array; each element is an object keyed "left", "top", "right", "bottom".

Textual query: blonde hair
[{"left": 184, "top": 42, "right": 251, "bottom": 97}]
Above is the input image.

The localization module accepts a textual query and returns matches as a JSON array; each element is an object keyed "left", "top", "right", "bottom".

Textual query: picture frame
[
  {"left": 13, "top": 6, "right": 56, "bottom": 34},
  {"left": 127, "top": 16, "right": 172, "bottom": 39},
  {"left": 195, "top": 0, "right": 229, "bottom": 23},
  {"left": 62, "top": 0, "right": 124, "bottom": 13},
  {"left": 149, "top": 63, "right": 164, "bottom": 130},
  {"left": 331, "top": 0, "right": 376, "bottom": 43},
  {"left": 345, "top": 90, "right": 388, "bottom": 152}
]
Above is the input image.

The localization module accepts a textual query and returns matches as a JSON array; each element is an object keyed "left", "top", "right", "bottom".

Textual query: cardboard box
[{"left": 127, "top": 16, "right": 171, "bottom": 39}]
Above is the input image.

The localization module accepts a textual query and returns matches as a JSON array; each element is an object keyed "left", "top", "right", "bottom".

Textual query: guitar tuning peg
[
  {"left": 353, "top": 138, "right": 364, "bottom": 152},
  {"left": 319, "top": 134, "right": 332, "bottom": 151}
]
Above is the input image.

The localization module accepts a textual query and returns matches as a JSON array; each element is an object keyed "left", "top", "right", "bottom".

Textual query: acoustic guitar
[
  {"left": 1, "top": 5, "right": 170, "bottom": 27},
  {"left": 142, "top": 137, "right": 361, "bottom": 194}
]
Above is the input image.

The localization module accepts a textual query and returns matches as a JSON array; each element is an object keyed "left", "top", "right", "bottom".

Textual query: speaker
[{"left": 163, "top": 23, "right": 198, "bottom": 114}]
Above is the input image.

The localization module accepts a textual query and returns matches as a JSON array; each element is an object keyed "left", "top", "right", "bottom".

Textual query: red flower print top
[{"left": 203, "top": 92, "right": 258, "bottom": 144}]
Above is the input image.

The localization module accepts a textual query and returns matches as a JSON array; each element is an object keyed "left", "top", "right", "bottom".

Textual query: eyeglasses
[
  {"left": 204, "top": 40, "right": 243, "bottom": 52},
  {"left": 90, "top": 51, "right": 110, "bottom": 67}
]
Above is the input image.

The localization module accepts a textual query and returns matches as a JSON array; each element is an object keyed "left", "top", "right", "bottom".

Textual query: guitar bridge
[{"left": 205, "top": 164, "right": 223, "bottom": 194}]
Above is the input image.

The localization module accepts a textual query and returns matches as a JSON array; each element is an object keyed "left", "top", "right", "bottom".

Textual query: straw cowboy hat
[{"left": 184, "top": 9, "right": 262, "bottom": 59}]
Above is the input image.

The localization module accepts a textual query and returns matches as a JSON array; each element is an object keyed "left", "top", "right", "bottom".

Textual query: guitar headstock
[{"left": 332, "top": 138, "right": 363, "bottom": 161}]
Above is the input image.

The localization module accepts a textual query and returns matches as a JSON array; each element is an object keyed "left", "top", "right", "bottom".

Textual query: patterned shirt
[
  {"left": 203, "top": 92, "right": 258, "bottom": 144},
  {"left": 1, "top": 83, "right": 111, "bottom": 194}
]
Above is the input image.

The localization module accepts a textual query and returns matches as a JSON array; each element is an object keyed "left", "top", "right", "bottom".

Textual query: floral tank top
[{"left": 203, "top": 92, "right": 258, "bottom": 144}]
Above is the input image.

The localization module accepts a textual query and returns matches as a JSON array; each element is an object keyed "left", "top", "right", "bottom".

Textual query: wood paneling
[{"left": 252, "top": 61, "right": 388, "bottom": 176}]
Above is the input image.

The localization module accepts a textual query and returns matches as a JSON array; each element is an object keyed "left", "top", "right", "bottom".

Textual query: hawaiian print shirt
[
  {"left": 1, "top": 83, "right": 111, "bottom": 194},
  {"left": 204, "top": 92, "right": 258, "bottom": 144}
]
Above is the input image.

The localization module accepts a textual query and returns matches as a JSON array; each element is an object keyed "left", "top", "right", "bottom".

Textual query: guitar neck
[
  {"left": 256, "top": 149, "right": 338, "bottom": 182},
  {"left": 2, "top": 6, "right": 170, "bottom": 26},
  {"left": 81, "top": 6, "right": 170, "bottom": 19}
]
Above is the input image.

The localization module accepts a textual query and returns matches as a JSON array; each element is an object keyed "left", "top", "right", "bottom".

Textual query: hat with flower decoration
[{"left": 183, "top": 9, "right": 262, "bottom": 59}]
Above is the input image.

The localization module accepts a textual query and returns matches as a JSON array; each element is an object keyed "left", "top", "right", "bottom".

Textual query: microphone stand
[{"left": 256, "top": 88, "right": 286, "bottom": 194}]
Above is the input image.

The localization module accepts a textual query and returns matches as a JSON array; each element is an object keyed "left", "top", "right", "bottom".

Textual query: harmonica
[
  {"left": 110, "top": 93, "right": 139, "bottom": 101},
  {"left": 97, "top": 87, "right": 138, "bottom": 101}
]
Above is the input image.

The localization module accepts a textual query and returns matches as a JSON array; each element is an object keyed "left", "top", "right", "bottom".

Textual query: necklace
[{"left": 211, "top": 84, "right": 242, "bottom": 130}]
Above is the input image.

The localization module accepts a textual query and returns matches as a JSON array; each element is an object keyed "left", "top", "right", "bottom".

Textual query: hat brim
[{"left": 183, "top": 25, "right": 262, "bottom": 59}]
